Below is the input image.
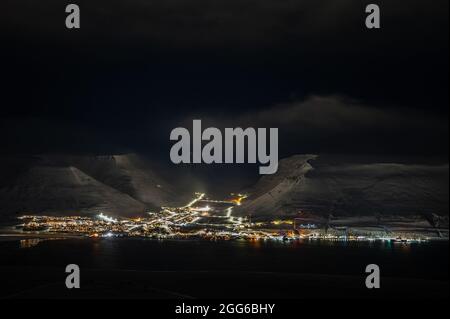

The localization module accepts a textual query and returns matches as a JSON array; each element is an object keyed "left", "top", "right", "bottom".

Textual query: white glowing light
[
  {"left": 183, "top": 193, "right": 205, "bottom": 208},
  {"left": 191, "top": 205, "right": 211, "bottom": 212},
  {"left": 98, "top": 213, "right": 118, "bottom": 223}
]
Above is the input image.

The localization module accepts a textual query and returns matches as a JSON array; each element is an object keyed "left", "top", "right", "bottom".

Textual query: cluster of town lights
[{"left": 17, "top": 193, "right": 429, "bottom": 244}]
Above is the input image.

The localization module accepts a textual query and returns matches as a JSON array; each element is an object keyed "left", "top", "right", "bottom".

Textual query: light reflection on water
[
  {"left": 2, "top": 237, "right": 447, "bottom": 281},
  {"left": 19, "top": 237, "right": 67, "bottom": 249},
  {"left": 20, "top": 238, "right": 42, "bottom": 249}
]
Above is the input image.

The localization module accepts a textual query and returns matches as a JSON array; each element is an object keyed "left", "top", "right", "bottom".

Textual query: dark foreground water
[{"left": 0, "top": 238, "right": 448, "bottom": 298}]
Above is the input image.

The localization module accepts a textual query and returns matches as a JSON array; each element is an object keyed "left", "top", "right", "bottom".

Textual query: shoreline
[{"left": 1, "top": 230, "right": 448, "bottom": 244}]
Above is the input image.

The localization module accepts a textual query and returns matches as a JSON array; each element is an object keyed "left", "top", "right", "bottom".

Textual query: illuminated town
[{"left": 13, "top": 192, "right": 434, "bottom": 244}]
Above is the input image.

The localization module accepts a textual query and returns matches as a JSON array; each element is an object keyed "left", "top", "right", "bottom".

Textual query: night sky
[{"left": 1, "top": 0, "right": 448, "bottom": 162}]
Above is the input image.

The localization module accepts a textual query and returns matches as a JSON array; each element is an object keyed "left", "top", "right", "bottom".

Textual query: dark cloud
[
  {"left": 239, "top": 96, "right": 446, "bottom": 130},
  {"left": 2, "top": 0, "right": 447, "bottom": 50},
  {"left": 0, "top": 0, "right": 448, "bottom": 159},
  {"left": 178, "top": 95, "right": 448, "bottom": 158}
]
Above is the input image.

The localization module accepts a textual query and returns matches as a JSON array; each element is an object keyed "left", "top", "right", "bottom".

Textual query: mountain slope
[
  {"left": 0, "top": 165, "right": 147, "bottom": 218},
  {"left": 239, "top": 155, "right": 449, "bottom": 221},
  {"left": 44, "top": 154, "right": 182, "bottom": 208}
]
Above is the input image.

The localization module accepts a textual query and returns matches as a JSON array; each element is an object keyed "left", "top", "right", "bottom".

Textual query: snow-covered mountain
[
  {"left": 38, "top": 154, "right": 181, "bottom": 208},
  {"left": 0, "top": 153, "right": 448, "bottom": 226},
  {"left": 238, "top": 155, "right": 449, "bottom": 223},
  {"left": 0, "top": 154, "right": 185, "bottom": 219},
  {"left": 0, "top": 165, "right": 146, "bottom": 217}
]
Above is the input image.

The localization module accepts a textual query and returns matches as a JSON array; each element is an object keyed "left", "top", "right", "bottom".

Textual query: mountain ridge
[{"left": 238, "top": 154, "right": 449, "bottom": 222}]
